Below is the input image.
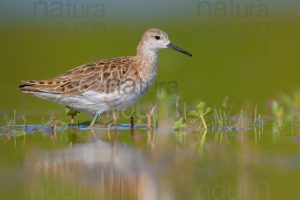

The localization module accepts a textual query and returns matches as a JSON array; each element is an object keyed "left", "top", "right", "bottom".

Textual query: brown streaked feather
[{"left": 19, "top": 56, "right": 141, "bottom": 96}]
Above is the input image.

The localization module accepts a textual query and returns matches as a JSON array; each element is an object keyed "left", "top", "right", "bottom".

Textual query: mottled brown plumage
[
  {"left": 19, "top": 28, "right": 192, "bottom": 126},
  {"left": 19, "top": 56, "right": 141, "bottom": 95}
]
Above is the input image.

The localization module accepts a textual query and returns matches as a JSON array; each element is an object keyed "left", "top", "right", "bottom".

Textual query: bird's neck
[
  {"left": 136, "top": 43, "right": 158, "bottom": 76},
  {"left": 137, "top": 42, "right": 157, "bottom": 58}
]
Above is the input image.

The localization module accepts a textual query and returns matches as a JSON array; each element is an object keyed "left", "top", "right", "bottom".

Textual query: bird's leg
[
  {"left": 112, "top": 110, "right": 117, "bottom": 126},
  {"left": 130, "top": 111, "right": 136, "bottom": 129},
  {"left": 90, "top": 111, "right": 101, "bottom": 127},
  {"left": 70, "top": 114, "right": 75, "bottom": 126}
]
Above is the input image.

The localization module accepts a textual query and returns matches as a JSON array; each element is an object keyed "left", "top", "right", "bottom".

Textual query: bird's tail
[{"left": 18, "top": 80, "right": 61, "bottom": 94}]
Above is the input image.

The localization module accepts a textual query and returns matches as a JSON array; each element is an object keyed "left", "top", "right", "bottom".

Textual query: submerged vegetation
[
  {"left": 187, "top": 102, "right": 212, "bottom": 129},
  {"left": 3, "top": 91, "right": 300, "bottom": 200},
  {"left": 3, "top": 88, "right": 300, "bottom": 136},
  {"left": 1, "top": 88, "right": 300, "bottom": 200},
  {"left": 172, "top": 89, "right": 300, "bottom": 132}
]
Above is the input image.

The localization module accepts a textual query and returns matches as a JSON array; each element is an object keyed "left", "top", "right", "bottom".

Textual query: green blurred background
[
  {"left": 1, "top": 0, "right": 300, "bottom": 115},
  {"left": 1, "top": 1, "right": 300, "bottom": 200}
]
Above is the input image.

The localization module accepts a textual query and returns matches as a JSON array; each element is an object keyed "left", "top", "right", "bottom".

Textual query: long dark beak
[{"left": 167, "top": 42, "right": 192, "bottom": 57}]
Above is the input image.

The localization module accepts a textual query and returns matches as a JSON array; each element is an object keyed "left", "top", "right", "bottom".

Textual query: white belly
[
  {"left": 79, "top": 78, "right": 155, "bottom": 114},
  {"left": 33, "top": 76, "right": 156, "bottom": 115}
]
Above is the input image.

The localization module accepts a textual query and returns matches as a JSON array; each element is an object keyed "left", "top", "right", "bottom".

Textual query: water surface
[{"left": 1, "top": 120, "right": 300, "bottom": 200}]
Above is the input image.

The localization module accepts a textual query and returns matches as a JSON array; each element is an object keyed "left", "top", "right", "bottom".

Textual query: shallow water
[
  {"left": 1, "top": 120, "right": 300, "bottom": 200},
  {"left": 1, "top": 2, "right": 300, "bottom": 199}
]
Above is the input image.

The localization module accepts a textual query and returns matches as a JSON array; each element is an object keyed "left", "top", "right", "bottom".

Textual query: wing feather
[{"left": 19, "top": 56, "right": 141, "bottom": 96}]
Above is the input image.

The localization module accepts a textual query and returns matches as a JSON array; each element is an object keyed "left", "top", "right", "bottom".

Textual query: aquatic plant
[
  {"left": 173, "top": 96, "right": 187, "bottom": 130},
  {"left": 271, "top": 100, "right": 284, "bottom": 127},
  {"left": 173, "top": 118, "right": 186, "bottom": 130},
  {"left": 278, "top": 91, "right": 300, "bottom": 123},
  {"left": 65, "top": 107, "right": 80, "bottom": 125},
  {"left": 188, "top": 102, "right": 212, "bottom": 129},
  {"left": 212, "top": 97, "right": 233, "bottom": 130},
  {"left": 213, "top": 106, "right": 233, "bottom": 130}
]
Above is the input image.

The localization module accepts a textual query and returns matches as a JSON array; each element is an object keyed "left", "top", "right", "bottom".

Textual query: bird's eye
[{"left": 154, "top": 36, "right": 161, "bottom": 40}]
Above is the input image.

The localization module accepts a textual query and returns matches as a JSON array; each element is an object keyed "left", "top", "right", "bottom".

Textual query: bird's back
[{"left": 19, "top": 56, "right": 141, "bottom": 96}]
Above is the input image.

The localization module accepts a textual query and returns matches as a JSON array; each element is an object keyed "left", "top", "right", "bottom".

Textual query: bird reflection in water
[{"left": 26, "top": 130, "right": 158, "bottom": 200}]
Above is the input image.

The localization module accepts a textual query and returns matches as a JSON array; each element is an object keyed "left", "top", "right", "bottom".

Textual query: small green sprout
[
  {"left": 188, "top": 102, "right": 212, "bottom": 129},
  {"left": 271, "top": 100, "right": 284, "bottom": 127},
  {"left": 65, "top": 107, "right": 80, "bottom": 125},
  {"left": 279, "top": 92, "right": 300, "bottom": 123},
  {"left": 65, "top": 107, "right": 80, "bottom": 117},
  {"left": 173, "top": 118, "right": 186, "bottom": 130}
]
